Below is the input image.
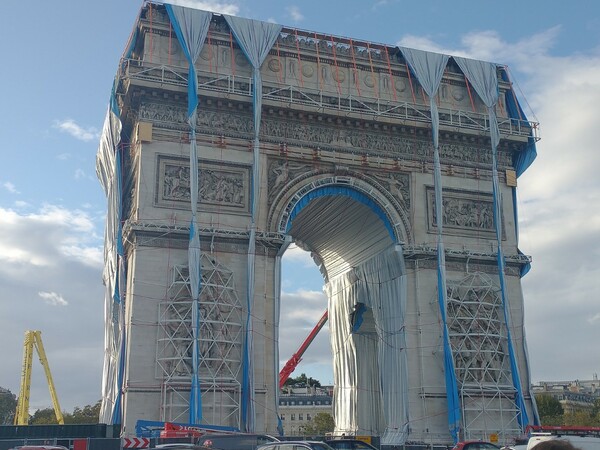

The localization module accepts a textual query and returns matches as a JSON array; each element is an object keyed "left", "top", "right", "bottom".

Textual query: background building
[
  {"left": 533, "top": 375, "right": 600, "bottom": 414},
  {"left": 278, "top": 385, "right": 333, "bottom": 436}
]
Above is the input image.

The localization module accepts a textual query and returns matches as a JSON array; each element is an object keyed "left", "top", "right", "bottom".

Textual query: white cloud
[
  {"left": 281, "top": 289, "right": 327, "bottom": 322},
  {"left": 398, "top": 26, "right": 561, "bottom": 67},
  {"left": 588, "top": 313, "right": 600, "bottom": 325},
  {"left": 54, "top": 119, "right": 100, "bottom": 142},
  {"left": 286, "top": 6, "right": 304, "bottom": 22},
  {"left": 283, "top": 244, "right": 316, "bottom": 268},
  {"left": 74, "top": 168, "right": 86, "bottom": 180},
  {"left": 38, "top": 291, "right": 68, "bottom": 307},
  {"left": 373, "top": 0, "right": 391, "bottom": 8},
  {"left": 61, "top": 245, "right": 103, "bottom": 268},
  {"left": 0, "top": 205, "right": 101, "bottom": 270},
  {"left": 168, "top": 0, "right": 239, "bottom": 15},
  {"left": 3, "top": 181, "right": 19, "bottom": 194}
]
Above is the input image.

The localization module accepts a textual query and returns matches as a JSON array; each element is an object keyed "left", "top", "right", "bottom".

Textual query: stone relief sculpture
[
  {"left": 162, "top": 162, "right": 247, "bottom": 209},
  {"left": 430, "top": 191, "right": 495, "bottom": 233},
  {"left": 441, "top": 198, "right": 493, "bottom": 230},
  {"left": 164, "top": 165, "right": 190, "bottom": 199},
  {"left": 271, "top": 160, "right": 290, "bottom": 190},
  {"left": 267, "top": 159, "right": 313, "bottom": 203},
  {"left": 199, "top": 169, "right": 245, "bottom": 205},
  {"left": 373, "top": 172, "right": 410, "bottom": 206}
]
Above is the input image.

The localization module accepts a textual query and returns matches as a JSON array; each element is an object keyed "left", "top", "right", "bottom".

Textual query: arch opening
[{"left": 278, "top": 185, "right": 409, "bottom": 443}]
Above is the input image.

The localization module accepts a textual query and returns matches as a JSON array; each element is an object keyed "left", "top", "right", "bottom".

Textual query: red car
[{"left": 452, "top": 441, "right": 501, "bottom": 450}]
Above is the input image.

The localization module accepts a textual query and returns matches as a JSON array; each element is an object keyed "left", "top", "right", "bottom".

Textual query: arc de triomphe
[{"left": 97, "top": 3, "right": 540, "bottom": 445}]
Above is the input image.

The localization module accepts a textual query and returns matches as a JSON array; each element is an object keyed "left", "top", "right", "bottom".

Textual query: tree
[
  {"left": 300, "top": 412, "right": 335, "bottom": 436},
  {"left": 563, "top": 411, "right": 600, "bottom": 427},
  {"left": 283, "top": 373, "right": 322, "bottom": 388},
  {"left": 591, "top": 398, "right": 600, "bottom": 418},
  {"left": 535, "top": 394, "right": 564, "bottom": 425},
  {"left": 28, "top": 400, "right": 102, "bottom": 425},
  {"left": 0, "top": 388, "right": 17, "bottom": 425},
  {"left": 29, "top": 407, "right": 61, "bottom": 425},
  {"left": 66, "top": 400, "right": 101, "bottom": 424}
]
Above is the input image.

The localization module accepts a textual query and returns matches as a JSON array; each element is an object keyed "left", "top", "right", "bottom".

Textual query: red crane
[{"left": 279, "top": 309, "right": 329, "bottom": 388}]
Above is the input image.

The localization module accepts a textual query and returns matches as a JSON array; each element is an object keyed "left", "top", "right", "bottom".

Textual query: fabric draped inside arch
[{"left": 326, "top": 245, "right": 409, "bottom": 444}]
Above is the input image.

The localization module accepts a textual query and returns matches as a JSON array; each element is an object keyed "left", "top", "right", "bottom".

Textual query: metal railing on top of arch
[{"left": 118, "top": 57, "right": 540, "bottom": 141}]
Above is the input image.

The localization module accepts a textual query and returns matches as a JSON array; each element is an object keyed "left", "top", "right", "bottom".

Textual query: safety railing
[{"left": 119, "top": 58, "right": 540, "bottom": 141}]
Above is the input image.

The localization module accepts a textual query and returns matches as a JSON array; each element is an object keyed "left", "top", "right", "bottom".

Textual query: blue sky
[{"left": 1, "top": 0, "right": 599, "bottom": 413}]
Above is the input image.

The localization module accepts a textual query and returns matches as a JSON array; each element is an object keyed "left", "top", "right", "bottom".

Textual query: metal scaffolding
[
  {"left": 156, "top": 254, "right": 243, "bottom": 427},
  {"left": 446, "top": 272, "right": 522, "bottom": 441}
]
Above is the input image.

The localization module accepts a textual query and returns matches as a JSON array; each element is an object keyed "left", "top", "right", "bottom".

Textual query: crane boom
[
  {"left": 14, "top": 330, "right": 64, "bottom": 425},
  {"left": 279, "top": 310, "right": 328, "bottom": 388},
  {"left": 15, "top": 331, "right": 35, "bottom": 425}
]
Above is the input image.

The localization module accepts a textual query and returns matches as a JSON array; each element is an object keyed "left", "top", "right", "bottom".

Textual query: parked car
[
  {"left": 325, "top": 439, "right": 378, "bottom": 450},
  {"left": 196, "top": 433, "right": 279, "bottom": 450},
  {"left": 154, "top": 445, "right": 210, "bottom": 449},
  {"left": 501, "top": 445, "right": 528, "bottom": 450},
  {"left": 11, "top": 447, "right": 69, "bottom": 450},
  {"left": 527, "top": 435, "right": 600, "bottom": 450},
  {"left": 257, "top": 441, "right": 335, "bottom": 450},
  {"left": 452, "top": 441, "right": 501, "bottom": 450}
]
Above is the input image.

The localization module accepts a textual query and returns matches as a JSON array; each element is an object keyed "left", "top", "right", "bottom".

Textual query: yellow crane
[{"left": 14, "top": 330, "right": 64, "bottom": 425}]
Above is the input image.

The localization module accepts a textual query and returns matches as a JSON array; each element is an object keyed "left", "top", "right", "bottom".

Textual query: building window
[
  {"left": 281, "top": 414, "right": 285, "bottom": 421},
  {"left": 291, "top": 401, "right": 295, "bottom": 405},
  {"left": 291, "top": 414, "right": 295, "bottom": 421},
  {"left": 298, "top": 401, "right": 303, "bottom": 405},
  {"left": 307, "top": 413, "right": 312, "bottom": 421},
  {"left": 299, "top": 413, "right": 303, "bottom": 421}
]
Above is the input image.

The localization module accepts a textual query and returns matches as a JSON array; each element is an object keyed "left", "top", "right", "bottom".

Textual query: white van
[{"left": 527, "top": 434, "right": 600, "bottom": 450}]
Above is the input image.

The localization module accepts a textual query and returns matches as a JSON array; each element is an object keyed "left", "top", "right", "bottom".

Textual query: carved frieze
[
  {"left": 427, "top": 187, "right": 501, "bottom": 239},
  {"left": 156, "top": 155, "right": 250, "bottom": 213},
  {"left": 138, "top": 102, "right": 511, "bottom": 167},
  {"left": 139, "top": 102, "right": 188, "bottom": 125},
  {"left": 262, "top": 117, "right": 511, "bottom": 167}
]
